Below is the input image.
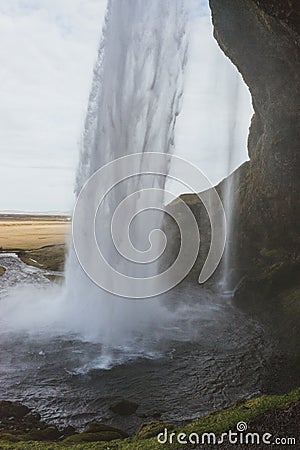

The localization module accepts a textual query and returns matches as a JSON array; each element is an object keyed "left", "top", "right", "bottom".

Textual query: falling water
[
  {"left": 63, "top": 0, "right": 188, "bottom": 346},
  {"left": 219, "top": 74, "right": 245, "bottom": 294}
]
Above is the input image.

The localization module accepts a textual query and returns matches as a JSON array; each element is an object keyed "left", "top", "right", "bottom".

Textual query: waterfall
[
  {"left": 219, "top": 73, "right": 244, "bottom": 294},
  {"left": 220, "top": 170, "right": 239, "bottom": 294},
  {"left": 63, "top": 0, "right": 188, "bottom": 345}
]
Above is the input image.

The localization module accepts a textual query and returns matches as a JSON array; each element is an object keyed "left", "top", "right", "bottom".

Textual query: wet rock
[
  {"left": 24, "top": 412, "right": 41, "bottom": 424},
  {"left": 84, "top": 422, "right": 128, "bottom": 437},
  {"left": 0, "top": 400, "right": 30, "bottom": 419},
  {"left": 0, "top": 266, "right": 6, "bottom": 276},
  {"left": 208, "top": 0, "right": 300, "bottom": 282},
  {"left": 27, "top": 425, "right": 61, "bottom": 441},
  {"left": 60, "top": 425, "right": 76, "bottom": 438},
  {"left": 62, "top": 422, "right": 129, "bottom": 444},
  {"left": 63, "top": 429, "right": 126, "bottom": 443},
  {"left": 109, "top": 399, "right": 139, "bottom": 416}
]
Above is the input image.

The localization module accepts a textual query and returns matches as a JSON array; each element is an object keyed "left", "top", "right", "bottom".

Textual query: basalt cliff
[{"left": 169, "top": 1, "right": 299, "bottom": 325}]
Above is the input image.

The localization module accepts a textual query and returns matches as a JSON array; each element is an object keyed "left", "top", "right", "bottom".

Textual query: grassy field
[{"left": 0, "top": 214, "right": 71, "bottom": 250}]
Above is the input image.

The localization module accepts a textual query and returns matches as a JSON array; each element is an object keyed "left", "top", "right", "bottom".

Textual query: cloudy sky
[{"left": 0, "top": 0, "right": 253, "bottom": 212}]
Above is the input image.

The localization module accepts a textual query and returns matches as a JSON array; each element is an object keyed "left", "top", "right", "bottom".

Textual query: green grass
[{"left": 0, "top": 388, "right": 299, "bottom": 450}]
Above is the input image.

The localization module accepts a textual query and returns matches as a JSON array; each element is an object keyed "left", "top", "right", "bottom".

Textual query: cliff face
[{"left": 207, "top": 0, "right": 300, "bottom": 298}]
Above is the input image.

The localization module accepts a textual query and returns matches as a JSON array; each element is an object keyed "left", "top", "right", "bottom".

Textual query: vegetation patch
[
  {"left": 18, "top": 245, "right": 66, "bottom": 272},
  {"left": 0, "top": 388, "right": 299, "bottom": 449}
]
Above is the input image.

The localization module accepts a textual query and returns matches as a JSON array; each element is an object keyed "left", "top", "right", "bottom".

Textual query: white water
[
  {"left": 62, "top": 0, "right": 189, "bottom": 345},
  {"left": 219, "top": 74, "right": 245, "bottom": 293}
]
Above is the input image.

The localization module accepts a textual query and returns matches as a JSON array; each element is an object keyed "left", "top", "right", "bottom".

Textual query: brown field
[{"left": 0, "top": 215, "right": 71, "bottom": 250}]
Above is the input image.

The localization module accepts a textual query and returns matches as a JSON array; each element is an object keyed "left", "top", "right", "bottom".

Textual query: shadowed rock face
[{"left": 208, "top": 0, "right": 300, "bottom": 290}]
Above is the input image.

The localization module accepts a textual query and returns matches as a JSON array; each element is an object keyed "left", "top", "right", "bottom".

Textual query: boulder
[
  {"left": 109, "top": 399, "right": 139, "bottom": 416},
  {"left": 0, "top": 401, "right": 30, "bottom": 419}
]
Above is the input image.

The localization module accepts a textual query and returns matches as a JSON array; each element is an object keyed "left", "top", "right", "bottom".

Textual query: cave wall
[{"left": 208, "top": 0, "right": 300, "bottom": 291}]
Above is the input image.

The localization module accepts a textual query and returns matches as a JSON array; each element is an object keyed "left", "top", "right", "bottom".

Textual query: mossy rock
[
  {"left": 136, "top": 421, "right": 174, "bottom": 439},
  {"left": 0, "top": 432, "right": 23, "bottom": 443},
  {"left": 181, "top": 387, "right": 300, "bottom": 438},
  {"left": 0, "top": 400, "right": 30, "bottom": 419},
  {"left": 26, "top": 426, "right": 61, "bottom": 441},
  {"left": 84, "top": 423, "right": 128, "bottom": 437},
  {"left": 0, "top": 266, "right": 6, "bottom": 276},
  {"left": 280, "top": 285, "right": 300, "bottom": 315},
  {"left": 60, "top": 425, "right": 76, "bottom": 438},
  {"left": 23, "top": 412, "right": 42, "bottom": 425},
  {"left": 63, "top": 430, "right": 125, "bottom": 443},
  {"left": 109, "top": 399, "right": 139, "bottom": 416}
]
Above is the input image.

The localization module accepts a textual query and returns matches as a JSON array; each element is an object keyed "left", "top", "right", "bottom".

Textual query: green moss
[
  {"left": 18, "top": 245, "right": 66, "bottom": 272},
  {"left": 259, "top": 248, "right": 288, "bottom": 261},
  {"left": 84, "top": 423, "right": 127, "bottom": 437},
  {"left": 182, "top": 388, "right": 300, "bottom": 437},
  {"left": 0, "top": 388, "right": 299, "bottom": 449},
  {"left": 0, "top": 432, "right": 23, "bottom": 443},
  {"left": 63, "top": 431, "right": 124, "bottom": 443},
  {"left": 280, "top": 286, "right": 300, "bottom": 315},
  {"left": 136, "top": 422, "right": 174, "bottom": 439},
  {"left": 25, "top": 428, "right": 60, "bottom": 442}
]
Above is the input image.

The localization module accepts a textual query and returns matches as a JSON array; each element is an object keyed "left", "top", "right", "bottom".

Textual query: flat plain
[{"left": 0, "top": 214, "right": 71, "bottom": 250}]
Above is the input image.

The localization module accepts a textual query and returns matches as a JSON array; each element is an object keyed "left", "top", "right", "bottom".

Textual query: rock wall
[{"left": 208, "top": 0, "right": 300, "bottom": 298}]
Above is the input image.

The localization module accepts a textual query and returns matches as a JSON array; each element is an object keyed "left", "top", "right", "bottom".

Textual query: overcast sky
[{"left": 0, "top": 0, "right": 253, "bottom": 212}]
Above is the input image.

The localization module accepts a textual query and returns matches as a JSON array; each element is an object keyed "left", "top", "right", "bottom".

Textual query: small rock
[
  {"left": 28, "top": 425, "right": 61, "bottom": 441},
  {"left": 61, "top": 425, "right": 76, "bottom": 438},
  {"left": 109, "top": 399, "right": 139, "bottom": 416},
  {"left": 24, "top": 411, "right": 42, "bottom": 426}
]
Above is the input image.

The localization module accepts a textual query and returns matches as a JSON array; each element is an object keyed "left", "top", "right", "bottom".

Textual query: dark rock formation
[
  {"left": 206, "top": 0, "right": 300, "bottom": 300},
  {"left": 63, "top": 422, "right": 128, "bottom": 444},
  {"left": 109, "top": 399, "right": 139, "bottom": 416},
  {"left": 0, "top": 400, "right": 30, "bottom": 419},
  {"left": 0, "top": 400, "right": 72, "bottom": 442},
  {"left": 0, "top": 399, "right": 129, "bottom": 444}
]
